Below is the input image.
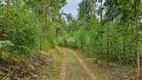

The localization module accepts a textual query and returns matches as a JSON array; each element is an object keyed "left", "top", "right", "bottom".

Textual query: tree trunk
[
  {"left": 44, "top": 17, "right": 46, "bottom": 44},
  {"left": 6, "top": 0, "right": 10, "bottom": 28},
  {"left": 6, "top": 0, "right": 10, "bottom": 39},
  {"left": 39, "top": 19, "right": 43, "bottom": 58},
  {"left": 100, "top": 0, "right": 103, "bottom": 21},
  {"left": 135, "top": 12, "right": 141, "bottom": 80},
  {"left": 123, "top": 35, "right": 127, "bottom": 65},
  {"left": 100, "top": 0, "right": 103, "bottom": 57},
  {"left": 107, "top": 23, "right": 110, "bottom": 64},
  {"left": 99, "top": 40, "right": 103, "bottom": 60}
]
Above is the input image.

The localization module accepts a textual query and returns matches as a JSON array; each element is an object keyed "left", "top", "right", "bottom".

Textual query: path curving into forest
[{"left": 60, "top": 48, "right": 99, "bottom": 80}]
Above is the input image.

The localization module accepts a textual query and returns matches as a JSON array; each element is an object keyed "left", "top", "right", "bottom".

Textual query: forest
[{"left": 0, "top": 0, "right": 142, "bottom": 80}]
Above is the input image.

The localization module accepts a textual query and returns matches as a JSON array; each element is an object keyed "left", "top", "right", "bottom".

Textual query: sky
[{"left": 61, "top": 0, "right": 82, "bottom": 18}]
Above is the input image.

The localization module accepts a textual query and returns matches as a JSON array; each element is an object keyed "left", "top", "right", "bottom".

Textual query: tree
[
  {"left": 104, "top": 0, "right": 142, "bottom": 79},
  {"left": 78, "top": 0, "right": 96, "bottom": 21},
  {"left": 6, "top": 0, "right": 10, "bottom": 29},
  {"left": 134, "top": 0, "right": 141, "bottom": 79}
]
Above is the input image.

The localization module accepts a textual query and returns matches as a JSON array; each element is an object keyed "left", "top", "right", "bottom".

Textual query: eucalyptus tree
[
  {"left": 0, "top": 1, "right": 6, "bottom": 40},
  {"left": 78, "top": 0, "right": 96, "bottom": 21},
  {"left": 97, "top": 0, "right": 103, "bottom": 21},
  {"left": 6, "top": 0, "right": 10, "bottom": 32},
  {"left": 104, "top": 0, "right": 142, "bottom": 79},
  {"left": 0, "top": 0, "right": 67, "bottom": 55},
  {"left": 0, "top": 0, "right": 10, "bottom": 40},
  {"left": 134, "top": 0, "right": 142, "bottom": 79},
  {"left": 25, "top": 0, "right": 67, "bottom": 49},
  {"left": 96, "top": 0, "right": 104, "bottom": 58},
  {"left": 103, "top": 0, "right": 122, "bottom": 64}
]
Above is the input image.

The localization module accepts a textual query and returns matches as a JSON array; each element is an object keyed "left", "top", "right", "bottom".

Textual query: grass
[
  {"left": 75, "top": 51, "right": 109, "bottom": 80},
  {"left": 37, "top": 51, "right": 64, "bottom": 80},
  {"left": 63, "top": 48, "right": 92, "bottom": 80}
]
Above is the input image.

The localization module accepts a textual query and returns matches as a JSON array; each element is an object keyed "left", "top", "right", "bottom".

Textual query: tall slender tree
[
  {"left": 134, "top": 0, "right": 141, "bottom": 79},
  {"left": 6, "top": 0, "right": 10, "bottom": 39}
]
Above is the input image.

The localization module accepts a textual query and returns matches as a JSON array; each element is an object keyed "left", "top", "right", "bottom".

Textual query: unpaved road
[{"left": 60, "top": 48, "right": 99, "bottom": 80}]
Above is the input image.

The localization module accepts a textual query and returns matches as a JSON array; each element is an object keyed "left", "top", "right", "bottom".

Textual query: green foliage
[
  {"left": 7, "top": 3, "right": 40, "bottom": 54},
  {"left": 0, "top": 40, "right": 13, "bottom": 50},
  {"left": 0, "top": 0, "right": 67, "bottom": 56},
  {"left": 57, "top": 36, "right": 66, "bottom": 46}
]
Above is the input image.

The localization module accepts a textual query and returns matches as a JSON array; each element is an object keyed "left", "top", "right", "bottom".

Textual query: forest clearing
[{"left": 0, "top": 0, "right": 142, "bottom": 80}]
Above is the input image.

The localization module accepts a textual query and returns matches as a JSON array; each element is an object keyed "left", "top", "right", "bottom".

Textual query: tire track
[
  {"left": 60, "top": 48, "right": 99, "bottom": 80},
  {"left": 60, "top": 50, "right": 67, "bottom": 80},
  {"left": 72, "top": 51, "right": 99, "bottom": 80}
]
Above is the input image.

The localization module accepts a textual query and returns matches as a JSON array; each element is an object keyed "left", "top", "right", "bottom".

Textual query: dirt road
[{"left": 60, "top": 48, "right": 99, "bottom": 80}]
